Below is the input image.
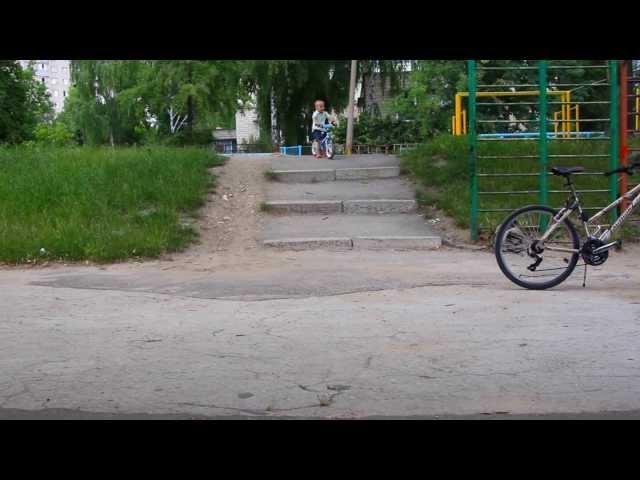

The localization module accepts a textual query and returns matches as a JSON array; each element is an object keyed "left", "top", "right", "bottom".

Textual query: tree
[
  {"left": 241, "top": 60, "right": 406, "bottom": 146},
  {"left": 141, "top": 60, "right": 243, "bottom": 142},
  {"left": 68, "top": 60, "right": 148, "bottom": 146},
  {"left": 0, "top": 60, "right": 52, "bottom": 143},
  {"left": 66, "top": 60, "right": 243, "bottom": 146},
  {"left": 392, "top": 60, "right": 610, "bottom": 138}
]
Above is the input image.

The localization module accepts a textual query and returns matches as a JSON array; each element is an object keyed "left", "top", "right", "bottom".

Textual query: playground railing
[
  {"left": 467, "top": 60, "right": 619, "bottom": 240},
  {"left": 278, "top": 143, "right": 420, "bottom": 156}
]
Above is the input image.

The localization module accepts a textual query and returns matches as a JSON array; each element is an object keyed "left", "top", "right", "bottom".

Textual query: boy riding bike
[{"left": 311, "top": 99, "right": 337, "bottom": 159}]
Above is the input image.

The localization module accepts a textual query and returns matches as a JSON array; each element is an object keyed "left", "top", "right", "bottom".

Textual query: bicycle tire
[
  {"left": 495, "top": 205, "right": 581, "bottom": 290},
  {"left": 326, "top": 140, "right": 334, "bottom": 159}
]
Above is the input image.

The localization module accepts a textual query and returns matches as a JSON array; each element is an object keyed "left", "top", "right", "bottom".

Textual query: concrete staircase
[{"left": 261, "top": 154, "right": 441, "bottom": 251}]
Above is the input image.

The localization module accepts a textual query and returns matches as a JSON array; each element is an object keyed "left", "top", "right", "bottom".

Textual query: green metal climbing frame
[{"left": 467, "top": 60, "right": 620, "bottom": 240}]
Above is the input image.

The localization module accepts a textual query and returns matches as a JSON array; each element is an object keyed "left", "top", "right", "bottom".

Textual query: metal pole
[
  {"left": 620, "top": 60, "right": 629, "bottom": 210},
  {"left": 609, "top": 60, "right": 619, "bottom": 222},
  {"left": 345, "top": 60, "right": 358, "bottom": 155},
  {"left": 468, "top": 60, "right": 478, "bottom": 241},
  {"left": 455, "top": 93, "right": 463, "bottom": 135},
  {"left": 538, "top": 61, "right": 549, "bottom": 207}
]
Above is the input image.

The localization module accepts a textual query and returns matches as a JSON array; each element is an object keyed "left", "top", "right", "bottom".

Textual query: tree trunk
[{"left": 186, "top": 62, "right": 194, "bottom": 138}]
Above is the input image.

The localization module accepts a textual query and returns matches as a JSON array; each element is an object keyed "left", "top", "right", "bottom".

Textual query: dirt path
[{"left": 167, "top": 155, "right": 272, "bottom": 266}]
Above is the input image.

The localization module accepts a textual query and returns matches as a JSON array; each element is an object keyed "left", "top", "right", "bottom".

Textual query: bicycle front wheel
[
  {"left": 326, "top": 140, "right": 334, "bottom": 159},
  {"left": 495, "top": 205, "right": 580, "bottom": 290}
]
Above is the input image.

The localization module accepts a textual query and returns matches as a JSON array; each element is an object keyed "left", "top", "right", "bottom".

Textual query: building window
[
  {"left": 63, "top": 90, "right": 66, "bottom": 97},
  {"left": 41, "top": 78, "right": 45, "bottom": 84}
]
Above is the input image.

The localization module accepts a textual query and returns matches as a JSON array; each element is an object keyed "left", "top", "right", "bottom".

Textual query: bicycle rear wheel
[{"left": 495, "top": 205, "right": 580, "bottom": 290}]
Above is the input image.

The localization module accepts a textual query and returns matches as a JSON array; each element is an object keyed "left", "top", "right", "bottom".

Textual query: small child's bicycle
[
  {"left": 311, "top": 124, "right": 335, "bottom": 159},
  {"left": 495, "top": 154, "right": 640, "bottom": 290}
]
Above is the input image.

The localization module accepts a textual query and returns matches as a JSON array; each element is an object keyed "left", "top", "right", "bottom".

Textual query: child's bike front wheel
[
  {"left": 494, "top": 205, "right": 580, "bottom": 290},
  {"left": 326, "top": 141, "right": 334, "bottom": 159}
]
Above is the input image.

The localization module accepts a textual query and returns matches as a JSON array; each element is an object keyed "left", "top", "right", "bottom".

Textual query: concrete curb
[
  {"left": 343, "top": 199, "right": 416, "bottom": 214},
  {"left": 272, "top": 166, "right": 400, "bottom": 183},
  {"left": 273, "top": 169, "right": 336, "bottom": 183},
  {"left": 264, "top": 199, "right": 416, "bottom": 215},
  {"left": 263, "top": 237, "right": 353, "bottom": 250},
  {"left": 335, "top": 166, "right": 400, "bottom": 180},
  {"left": 353, "top": 236, "right": 442, "bottom": 250},
  {"left": 263, "top": 235, "right": 442, "bottom": 250},
  {"left": 264, "top": 200, "right": 343, "bottom": 214}
]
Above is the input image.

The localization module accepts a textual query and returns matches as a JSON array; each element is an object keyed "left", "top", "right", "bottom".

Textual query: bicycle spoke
[{"left": 497, "top": 207, "right": 579, "bottom": 289}]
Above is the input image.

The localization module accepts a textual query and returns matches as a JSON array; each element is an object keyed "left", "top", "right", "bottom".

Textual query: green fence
[{"left": 467, "top": 60, "right": 620, "bottom": 240}]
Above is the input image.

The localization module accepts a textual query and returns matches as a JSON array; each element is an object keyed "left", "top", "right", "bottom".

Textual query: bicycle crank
[{"left": 580, "top": 238, "right": 619, "bottom": 266}]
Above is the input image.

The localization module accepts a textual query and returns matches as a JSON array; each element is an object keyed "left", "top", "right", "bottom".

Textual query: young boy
[{"left": 311, "top": 99, "right": 336, "bottom": 159}]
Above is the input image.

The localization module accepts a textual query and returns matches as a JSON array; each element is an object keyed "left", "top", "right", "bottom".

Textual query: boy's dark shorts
[{"left": 311, "top": 130, "right": 327, "bottom": 142}]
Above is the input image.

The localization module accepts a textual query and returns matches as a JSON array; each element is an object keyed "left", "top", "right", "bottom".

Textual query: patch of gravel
[{"left": 166, "top": 155, "right": 272, "bottom": 265}]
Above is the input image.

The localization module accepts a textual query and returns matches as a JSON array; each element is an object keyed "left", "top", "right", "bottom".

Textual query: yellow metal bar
[
  {"left": 457, "top": 90, "right": 568, "bottom": 98},
  {"left": 452, "top": 115, "right": 455, "bottom": 135},
  {"left": 567, "top": 91, "right": 572, "bottom": 138},
  {"left": 575, "top": 104, "right": 580, "bottom": 133},
  {"left": 553, "top": 111, "right": 560, "bottom": 134},
  {"left": 559, "top": 92, "right": 565, "bottom": 136},
  {"left": 455, "top": 93, "right": 463, "bottom": 135},
  {"left": 462, "top": 109, "right": 467, "bottom": 134}
]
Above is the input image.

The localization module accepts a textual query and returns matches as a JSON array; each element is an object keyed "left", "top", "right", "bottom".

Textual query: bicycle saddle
[{"left": 550, "top": 166, "right": 584, "bottom": 176}]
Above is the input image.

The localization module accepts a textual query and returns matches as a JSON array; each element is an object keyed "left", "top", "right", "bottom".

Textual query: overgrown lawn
[{"left": 0, "top": 146, "right": 223, "bottom": 263}]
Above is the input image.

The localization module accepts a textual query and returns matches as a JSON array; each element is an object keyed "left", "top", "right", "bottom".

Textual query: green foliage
[
  {"left": 33, "top": 122, "right": 75, "bottom": 147},
  {"left": 243, "top": 60, "right": 406, "bottom": 146},
  {"left": 391, "top": 61, "right": 467, "bottom": 138},
  {"left": 0, "top": 146, "right": 224, "bottom": 263},
  {"left": 392, "top": 60, "right": 611, "bottom": 139},
  {"left": 0, "top": 60, "right": 53, "bottom": 144},
  {"left": 66, "top": 61, "right": 243, "bottom": 146},
  {"left": 401, "top": 135, "right": 640, "bottom": 235},
  {"left": 332, "top": 112, "right": 421, "bottom": 145}
]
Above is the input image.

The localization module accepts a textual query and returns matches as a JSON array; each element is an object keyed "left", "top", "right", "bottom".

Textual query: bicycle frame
[
  {"left": 319, "top": 128, "right": 332, "bottom": 151},
  {"left": 540, "top": 179, "right": 640, "bottom": 253}
]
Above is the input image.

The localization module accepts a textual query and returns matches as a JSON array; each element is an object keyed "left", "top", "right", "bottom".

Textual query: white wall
[
  {"left": 235, "top": 108, "right": 260, "bottom": 144},
  {"left": 20, "top": 60, "right": 71, "bottom": 114}
]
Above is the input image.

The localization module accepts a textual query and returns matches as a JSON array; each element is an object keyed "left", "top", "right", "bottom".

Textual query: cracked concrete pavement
[{"left": 3, "top": 246, "right": 640, "bottom": 419}]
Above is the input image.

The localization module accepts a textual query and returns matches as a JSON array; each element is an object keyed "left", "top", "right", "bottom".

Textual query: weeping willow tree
[
  {"left": 68, "top": 60, "right": 147, "bottom": 145},
  {"left": 140, "top": 60, "right": 245, "bottom": 141},
  {"left": 66, "top": 60, "right": 244, "bottom": 145},
  {"left": 243, "top": 60, "right": 405, "bottom": 146}
]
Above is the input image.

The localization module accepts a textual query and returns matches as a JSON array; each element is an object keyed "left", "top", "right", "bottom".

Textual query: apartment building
[{"left": 19, "top": 60, "right": 71, "bottom": 114}]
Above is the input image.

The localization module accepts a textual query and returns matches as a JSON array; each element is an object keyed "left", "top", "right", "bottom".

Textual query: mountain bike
[
  {"left": 311, "top": 124, "right": 335, "bottom": 159},
  {"left": 495, "top": 154, "right": 640, "bottom": 290}
]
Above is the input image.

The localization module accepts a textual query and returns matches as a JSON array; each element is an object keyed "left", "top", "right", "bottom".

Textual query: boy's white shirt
[{"left": 312, "top": 110, "right": 334, "bottom": 131}]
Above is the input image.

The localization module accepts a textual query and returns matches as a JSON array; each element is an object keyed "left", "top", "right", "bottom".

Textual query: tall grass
[
  {"left": 0, "top": 146, "right": 224, "bottom": 263},
  {"left": 401, "top": 135, "right": 640, "bottom": 237}
]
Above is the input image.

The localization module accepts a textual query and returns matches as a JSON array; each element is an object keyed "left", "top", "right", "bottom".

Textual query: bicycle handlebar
[{"left": 604, "top": 161, "right": 640, "bottom": 177}]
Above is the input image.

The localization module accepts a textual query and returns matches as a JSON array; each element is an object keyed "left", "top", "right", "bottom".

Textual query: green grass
[
  {"left": 401, "top": 135, "right": 640, "bottom": 239},
  {"left": 259, "top": 201, "right": 273, "bottom": 212},
  {"left": 0, "top": 146, "right": 224, "bottom": 263}
]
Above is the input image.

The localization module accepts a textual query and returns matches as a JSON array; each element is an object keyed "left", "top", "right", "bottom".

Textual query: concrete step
[
  {"left": 271, "top": 154, "right": 401, "bottom": 172},
  {"left": 263, "top": 236, "right": 441, "bottom": 251},
  {"left": 264, "top": 199, "right": 416, "bottom": 215},
  {"left": 266, "top": 177, "right": 416, "bottom": 201},
  {"left": 262, "top": 214, "right": 441, "bottom": 251},
  {"left": 271, "top": 166, "right": 400, "bottom": 183}
]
